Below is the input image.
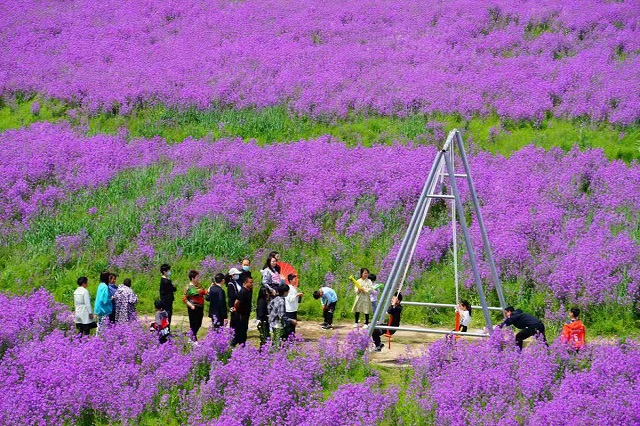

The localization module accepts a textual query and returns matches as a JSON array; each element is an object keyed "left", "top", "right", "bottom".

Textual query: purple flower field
[
  {"left": 1, "top": 0, "right": 639, "bottom": 423},
  {"left": 2, "top": 123, "right": 638, "bottom": 310},
  {"left": 1, "top": 291, "right": 638, "bottom": 425},
  {"left": 1, "top": 0, "right": 639, "bottom": 122}
]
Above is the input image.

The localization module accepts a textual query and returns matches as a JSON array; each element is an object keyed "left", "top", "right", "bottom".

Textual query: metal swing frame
[{"left": 369, "top": 130, "right": 507, "bottom": 338}]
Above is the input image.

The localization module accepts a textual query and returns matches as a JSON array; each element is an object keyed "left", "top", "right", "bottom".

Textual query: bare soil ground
[{"left": 167, "top": 314, "right": 488, "bottom": 366}]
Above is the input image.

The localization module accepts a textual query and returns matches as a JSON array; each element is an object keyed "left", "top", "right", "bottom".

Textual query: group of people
[
  {"left": 73, "top": 253, "right": 587, "bottom": 352},
  {"left": 497, "top": 306, "right": 586, "bottom": 350},
  {"left": 73, "top": 272, "right": 139, "bottom": 335},
  {"left": 151, "top": 252, "right": 305, "bottom": 348}
]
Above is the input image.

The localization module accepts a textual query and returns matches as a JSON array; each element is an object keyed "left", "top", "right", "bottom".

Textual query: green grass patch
[{"left": 1, "top": 97, "right": 638, "bottom": 161}]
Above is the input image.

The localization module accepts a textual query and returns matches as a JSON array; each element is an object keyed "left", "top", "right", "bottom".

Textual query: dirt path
[{"left": 167, "top": 314, "right": 487, "bottom": 365}]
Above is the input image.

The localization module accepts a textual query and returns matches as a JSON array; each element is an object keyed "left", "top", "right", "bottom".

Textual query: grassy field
[
  {"left": 1, "top": 95, "right": 639, "bottom": 339},
  {"left": 2, "top": 97, "right": 639, "bottom": 160}
]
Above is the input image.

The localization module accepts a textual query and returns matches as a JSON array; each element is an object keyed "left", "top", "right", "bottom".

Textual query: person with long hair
[
  {"left": 183, "top": 270, "right": 206, "bottom": 342},
  {"left": 457, "top": 300, "right": 472, "bottom": 333},
  {"left": 352, "top": 268, "right": 374, "bottom": 328},
  {"left": 261, "top": 253, "right": 282, "bottom": 296}
]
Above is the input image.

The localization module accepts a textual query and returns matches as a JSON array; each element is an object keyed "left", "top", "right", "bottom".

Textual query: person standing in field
[
  {"left": 206, "top": 273, "right": 228, "bottom": 329},
  {"left": 114, "top": 278, "right": 139, "bottom": 324},
  {"left": 268, "top": 284, "right": 298, "bottom": 348},
  {"left": 232, "top": 277, "right": 254, "bottom": 346},
  {"left": 456, "top": 300, "right": 471, "bottom": 333},
  {"left": 352, "top": 268, "right": 374, "bottom": 328},
  {"left": 261, "top": 253, "right": 282, "bottom": 296},
  {"left": 159, "top": 264, "right": 177, "bottom": 325},
  {"left": 497, "top": 306, "right": 547, "bottom": 350},
  {"left": 94, "top": 272, "right": 113, "bottom": 333},
  {"left": 561, "top": 307, "right": 586, "bottom": 350},
  {"left": 227, "top": 267, "right": 243, "bottom": 311},
  {"left": 369, "top": 273, "right": 379, "bottom": 314},
  {"left": 74, "top": 276, "right": 95, "bottom": 336},
  {"left": 107, "top": 273, "right": 118, "bottom": 324},
  {"left": 284, "top": 273, "right": 303, "bottom": 339},
  {"left": 240, "top": 257, "right": 252, "bottom": 283},
  {"left": 183, "top": 270, "right": 207, "bottom": 342},
  {"left": 313, "top": 286, "right": 338, "bottom": 329}
]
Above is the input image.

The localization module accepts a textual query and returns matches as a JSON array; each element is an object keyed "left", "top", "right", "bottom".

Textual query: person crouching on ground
[
  {"left": 372, "top": 292, "right": 402, "bottom": 351},
  {"left": 268, "top": 284, "right": 298, "bottom": 348},
  {"left": 561, "top": 307, "right": 586, "bottom": 351},
  {"left": 497, "top": 306, "right": 547, "bottom": 350},
  {"left": 313, "top": 286, "right": 338, "bottom": 330}
]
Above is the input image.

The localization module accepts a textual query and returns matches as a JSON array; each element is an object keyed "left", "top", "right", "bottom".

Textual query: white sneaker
[
  {"left": 352, "top": 323, "right": 359, "bottom": 328},
  {"left": 363, "top": 324, "right": 369, "bottom": 329}
]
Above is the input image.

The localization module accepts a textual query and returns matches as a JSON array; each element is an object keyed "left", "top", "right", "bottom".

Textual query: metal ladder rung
[
  {"left": 402, "top": 301, "right": 503, "bottom": 312},
  {"left": 426, "top": 194, "right": 455, "bottom": 199},
  {"left": 373, "top": 324, "right": 489, "bottom": 338}
]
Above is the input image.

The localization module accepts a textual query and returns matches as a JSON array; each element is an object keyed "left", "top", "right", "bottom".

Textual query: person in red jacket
[{"left": 561, "top": 307, "right": 586, "bottom": 350}]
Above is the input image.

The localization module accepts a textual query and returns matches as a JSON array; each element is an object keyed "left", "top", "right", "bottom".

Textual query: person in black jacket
[
  {"left": 498, "top": 306, "right": 547, "bottom": 349},
  {"left": 206, "top": 273, "right": 228, "bottom": 329},
  {"left": 159, "top": 264, "right": 177, "bottom": 325},
  {"left": 372, "top": 293, "right": 403, "bottom": 351},
  {"left": 231, "top": 277, "right": 254, "bottom": 347}
]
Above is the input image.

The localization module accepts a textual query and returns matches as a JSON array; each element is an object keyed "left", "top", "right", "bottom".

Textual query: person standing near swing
[
  {"left": 497, "top": 306, "right": 547, "bottom": 350},
  {"left": 456, "top": 300, "right": 471, "bottom": 333},
  {"left": 352, "top": 268, "right": 374, "bottom": 328}
]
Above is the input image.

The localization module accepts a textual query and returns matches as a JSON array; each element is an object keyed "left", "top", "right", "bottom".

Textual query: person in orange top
[
  {"left": 561, "top": 307, "right": 586, "bottom": 350},
  {"left": 183, "top": 270, "right": 207, "bottom": 342}
]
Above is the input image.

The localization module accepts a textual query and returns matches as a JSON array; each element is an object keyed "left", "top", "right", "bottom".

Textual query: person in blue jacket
[{"left": 94, "top": 272, "right": 113, "bottom": 333}]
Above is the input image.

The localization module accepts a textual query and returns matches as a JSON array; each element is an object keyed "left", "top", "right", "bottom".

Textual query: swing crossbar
[
  {"left": 402, "top": 301, "right": 504, "bottom": 311},
  {"left": 373, "top": 325, "right": 490, "bottom": 338}
]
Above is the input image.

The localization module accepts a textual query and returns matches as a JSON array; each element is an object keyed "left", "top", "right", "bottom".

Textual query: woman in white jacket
[
  {"left": 74, "top": 276, "right": 95, "bottom": 336},
  {"left": 352, "top": 268, "right": 374, "bottom": 328}
]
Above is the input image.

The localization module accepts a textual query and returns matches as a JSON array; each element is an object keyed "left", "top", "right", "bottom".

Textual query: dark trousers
[
  {"left": 187, "top": 305, "right": 204, "bottom": 341},
  {"left": 372, "top": 328, "right": 396, "bottom": 347},
  {"left": 323, "top": 302, "right": 336, "bottom": 325},
  {"left": 458, "top": 325, "right": 468, "bottom": 333},
  {"left": 231, "top": 314, "right": 249, "bottom": 346},
  {"left": 210, "top": 315, "right": 224, "bottom": 329},
  {"left": 257, "top": 319, "right": 270, "bottom": 347},
  {"left": 76, "top": 322, "right": 94, "bottom": 336},
  {"left": 515, "top": 324, "right": 546, "bottom": 350},
  {"left": 355, "top": 312, "right": 370, "bottom": 325},
  {"left": 166, "top": 305, "right": 173, "bottom": 325},
  {"left": 283, "top": 311, "right": 297, "bottom": 340}
]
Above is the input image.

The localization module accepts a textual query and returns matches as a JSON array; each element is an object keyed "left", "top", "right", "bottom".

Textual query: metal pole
[
  {"left": 401, "top": 301, "right": 504, "bottom": 311},
  {"left": 444, "top": 152, "right": 494, "bottom": 332},
  {"left": 454, "top": 132, "right": 507, "bottom": 310},
  {"left": 450, "top": 143, "right": 459, "bottom": 306},
  {"left": 369, "top": 148, "right": 447, "bottom": 334},
  {"left": 373, "top": 325, "right": 489, "bottom": 338}
]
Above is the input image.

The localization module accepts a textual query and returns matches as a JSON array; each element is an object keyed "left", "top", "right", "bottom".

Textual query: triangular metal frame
[{"left": 369, "top": 130, "right": 506, "bottom": 337}]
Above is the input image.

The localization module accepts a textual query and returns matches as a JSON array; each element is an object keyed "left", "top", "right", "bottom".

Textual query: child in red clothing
[
  {"left": 561, "top": 307, "right": 586, "bottom": 350},
  {"left": 150, "top": 300, "right": 171, "bottom": 344}
]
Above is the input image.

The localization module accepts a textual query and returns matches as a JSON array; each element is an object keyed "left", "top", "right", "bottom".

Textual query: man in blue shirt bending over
[{"left": 313, "top": 286, "right": 338, "bottom": 330}]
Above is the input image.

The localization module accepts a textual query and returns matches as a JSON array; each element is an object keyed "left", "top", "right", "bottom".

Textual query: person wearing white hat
[{"left": 227, "top": 267, "right": 243, "bottom": 326}]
